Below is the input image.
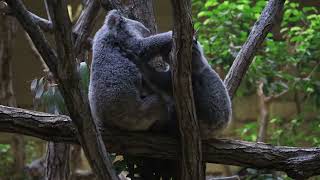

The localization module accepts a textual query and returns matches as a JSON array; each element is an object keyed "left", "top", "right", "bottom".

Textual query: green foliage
[
  {"left": 31, "top": 61, "right": 90, "bottom": 114},
  {"left": 193, "top": 0, "right": 320, "bottom": 102},
  {"left": 79, "top": 61, "right": 90, "bottom": 95},
  {"left": 194, "top": 0, "right": 320, "bottom": 143},
  {"left": 269, "top": 115, "right": 320, "bottom": 147},
  {"left": 0, "top": 144, "right": 13, "bottom": 177},
  {"left": 236, "top": 122, "right": 258, "bottom": 142},
  {"left": 31, "top": 76, "right": 67, "bottom": 114},
  {"left": 193, "top": 0, "right": 320, "bottom": 178}
]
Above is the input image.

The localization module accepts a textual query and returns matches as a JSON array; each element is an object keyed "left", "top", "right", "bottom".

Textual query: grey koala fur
[
  {"left": 89, "top": 10, "right": 231, "bottom": 138},
  {"left": 89, "top": 10, "right": 173, "bottom": 131},
  {"left": 141, "top": 39, "right": 232, "bottom": 138}
]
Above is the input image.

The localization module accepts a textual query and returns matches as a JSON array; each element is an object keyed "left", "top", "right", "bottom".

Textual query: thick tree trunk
[
  {"left": 170, "top": 0, "right": 204, "bottom": 180},
  {"left": 45, "top": 142, "right": 70, "bottom": 180},
  {"left": 0, "top": 13, "right": 26, "bottom": 179},
  {"left": 121, "top": 0, "right": 157, "bottom": 33}
]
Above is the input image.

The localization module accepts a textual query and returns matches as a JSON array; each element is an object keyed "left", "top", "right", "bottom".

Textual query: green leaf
[
  {"left": 79, "top": 62, "right": 90, "bottom": 94},
  {"left": 197, "top": 11, "right": 212, "bottom": 18},
  {"left": 204, "top": 0, "right": 218, "bottom": 8}
]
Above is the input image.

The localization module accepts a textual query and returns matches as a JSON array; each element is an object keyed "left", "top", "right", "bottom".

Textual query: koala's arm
[{"left": 139, "top": 31, "right": 172, "bottom": 59}]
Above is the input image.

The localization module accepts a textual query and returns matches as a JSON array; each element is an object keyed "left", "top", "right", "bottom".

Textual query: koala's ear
[{"left": 106, "top": 10, "right": 121, "bottom": 27}]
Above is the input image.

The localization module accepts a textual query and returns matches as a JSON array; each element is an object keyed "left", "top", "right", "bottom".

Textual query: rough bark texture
[
  {"left": 3, "top": 0, "right": 118, "bottom": 179},
  {"left": 72, "top": 0, "right": 100, "bottom": 56},
  {"left": 224, "top": 0, "right": 285, "bottom": 98},
  {"left": 170, "top": 0, "right": 204, "bottom": 180},
  {"left": 45, "top": 142, "right": 70, "bottom": 180},
  {"left": 121, "top": 0, "right": 157, "bottom": 33},
  {"left": 1, "top": 105, "right": 320, "bottom": 179}
]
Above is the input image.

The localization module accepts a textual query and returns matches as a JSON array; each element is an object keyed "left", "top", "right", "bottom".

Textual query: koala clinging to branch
[
  {"left": 89, "top": 10, "right": 173, "bottom": 131},
  {"left": 89, "top": 10, "right": 232, "bottom": 138},
  {"left": 142, "top": 38, "right": 232, "bottom": 138}
]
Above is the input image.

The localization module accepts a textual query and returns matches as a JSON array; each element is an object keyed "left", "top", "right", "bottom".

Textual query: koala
[
  {"left": 88, "top": 10, "right": 173, "bottom": 131},
  {"left": 191, "top": 39, "right": 232, "bottom": 137},
  {"left": 140, "top": 38, "right": 232, "bottom": 138}
]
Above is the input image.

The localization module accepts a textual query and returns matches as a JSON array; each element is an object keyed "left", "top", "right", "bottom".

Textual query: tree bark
[
  {"left": 1, "top": 105, "right": 320, "bottom": 179},
  {"left": 224, "top": 0, "right": 285, "bottom": 98},
  {"left": 44, "top": 142, "right": 70, "bottom": 180},
  {"left": 121, "top": 0, "right": 158, "bottom": 33},
  {"left": 256, "top": 82, "right": 269, "bottom": 142},
  {"left": 170, "top": 0, "right": 204, "bottom": 179},
  {"left": 72, "top": 0, "right": 100, "bottom": 56},
  {"left": 4, "top": 0, "right": 119, "bottom": 179}
]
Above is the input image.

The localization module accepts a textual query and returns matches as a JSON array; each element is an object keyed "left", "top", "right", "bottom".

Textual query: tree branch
[
  {"left": 5, "top": 0, "right": 118, "bottom": 179},
  {"left": 0, "top": 2, "right": 94, "bottom": 50},
  {"left": 44, "top": 1, "right": 118, "bottom": 179},
  {"left": 29, "top": 12, "right": 53, "bottom": 32},
  {"left": 0, "top": 105, "right": 320, "bottom": 179},
  {"left": 224, "top": 0, "right": 285, "bottom": 98},
  {"left": 73, "top": 0, "right": 100, "bottom": 56},
  {"left": 4, "top": 0, "right": 59, "bottom": 75}
]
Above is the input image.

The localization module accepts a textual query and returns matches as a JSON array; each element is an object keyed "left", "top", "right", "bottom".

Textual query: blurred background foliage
[{"left": 193, "top": 0, "right": 320, "bottom": 147}]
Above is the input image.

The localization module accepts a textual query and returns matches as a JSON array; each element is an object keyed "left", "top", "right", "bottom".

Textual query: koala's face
[{"left": 105, "top": 10, "right": 151, "bottom": 38}]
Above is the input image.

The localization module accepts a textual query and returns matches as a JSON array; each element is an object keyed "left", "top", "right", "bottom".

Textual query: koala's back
[
  {"left": 89, "top": 35, "right": 142, "bottom": 127},
  {"left": 193, "top": 67, "right": 232, "bottom": 138}
]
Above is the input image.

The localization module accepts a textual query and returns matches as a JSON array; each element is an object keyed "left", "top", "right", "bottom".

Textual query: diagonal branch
[
  {"left": 28, "top": 12, "right": 53, "bottom": 32},
  {"left": 44, "top": 1, "right": 118, "bottom": 179},
  {"left": 224, "top": 0, "right": 285, "bottom": 98},
  {"left": 1, "top": 105, "right": 320, "bottom": 179},
  {"left": 4, "top": 0, "right": 59, "bottom": 75},
  {"left": 73, "top": 0, "right": 100, "bottom": 56}
]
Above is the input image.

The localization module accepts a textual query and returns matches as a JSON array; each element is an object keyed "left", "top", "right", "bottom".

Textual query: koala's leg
[
  {"left": 120, "top": 94, "right": 170, "bottom": 131},
  {"left": 140, "top": 31, "right": 172, "bottom": 59}
]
